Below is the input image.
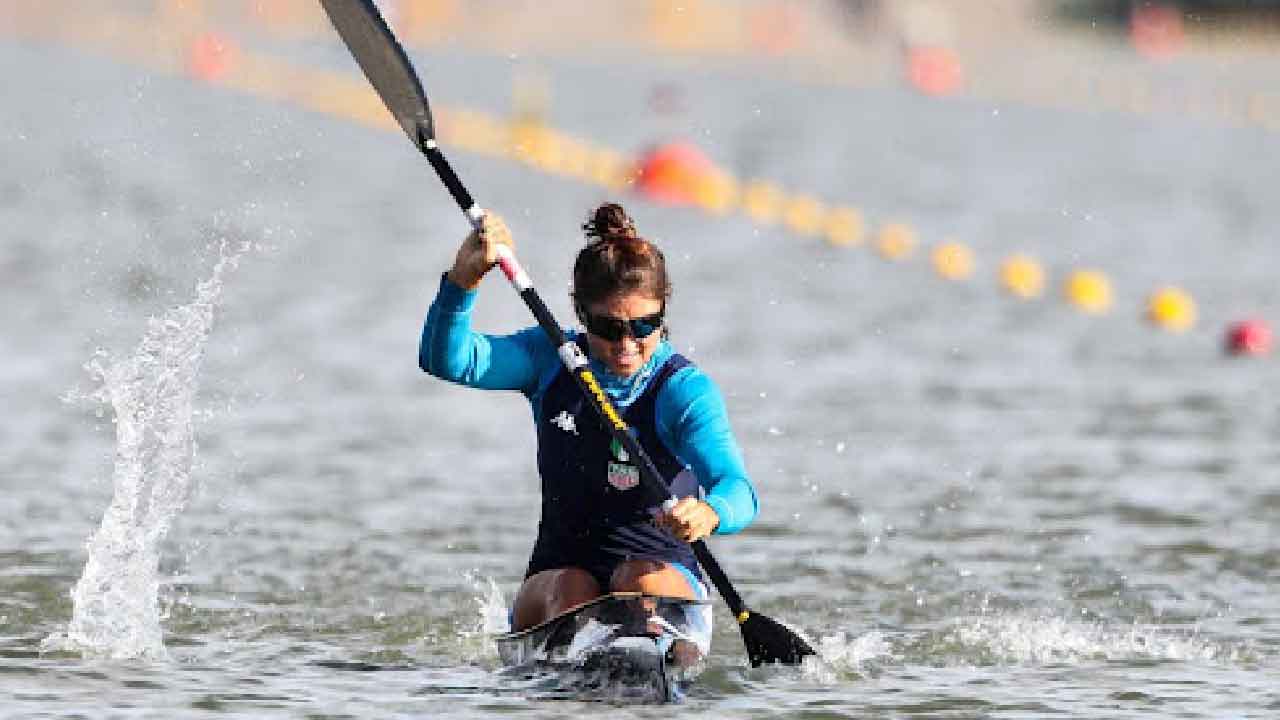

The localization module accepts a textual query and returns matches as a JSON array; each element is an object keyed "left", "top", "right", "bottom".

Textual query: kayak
[{"left": 493, "top": 592, "right": 713, "bottom": 702}]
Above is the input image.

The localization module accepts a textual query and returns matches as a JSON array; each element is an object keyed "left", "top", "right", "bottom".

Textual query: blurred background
[
  {"left": 6, "top": 0, "right": 1280, "bottom": 341},
  {"left": 3, "top": 1, "right": 1279, "bottom": 717}
]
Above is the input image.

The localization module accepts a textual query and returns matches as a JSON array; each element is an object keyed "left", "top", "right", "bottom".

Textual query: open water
[{"left": 3, "top": 11, "right": 1280, "bottom": 719}]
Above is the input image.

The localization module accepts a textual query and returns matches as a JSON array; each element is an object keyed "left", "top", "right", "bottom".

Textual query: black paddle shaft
[{"left": 421, "top": 135, "right": 478, "bottom": 226}]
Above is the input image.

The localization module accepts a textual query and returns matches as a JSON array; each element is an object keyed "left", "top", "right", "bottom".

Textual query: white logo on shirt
[{"left": 550, "top": 410, "right": 578, "bottom": 435}]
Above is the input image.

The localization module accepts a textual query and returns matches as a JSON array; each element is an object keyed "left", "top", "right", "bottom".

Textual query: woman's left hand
[{"left": 657, "top": 497, "right": 719, "bottom": 542}]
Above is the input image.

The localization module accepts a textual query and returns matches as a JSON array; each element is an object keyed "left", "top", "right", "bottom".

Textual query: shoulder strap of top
[{"left": 638, "top": 351, "right": 691, "bottom": 402}]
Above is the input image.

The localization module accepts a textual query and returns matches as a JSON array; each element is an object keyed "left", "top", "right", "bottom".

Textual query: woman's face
[{"left": 580, "top": 292, "right": 665, "bottom": 377}]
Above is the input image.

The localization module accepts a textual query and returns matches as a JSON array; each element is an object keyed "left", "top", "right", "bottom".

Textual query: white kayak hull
[{"left": 492, "top": 592, "right": 711, "bottom": 702}]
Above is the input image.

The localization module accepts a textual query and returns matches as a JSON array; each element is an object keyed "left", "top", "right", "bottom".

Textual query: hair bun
[{"left": 583, "top": 202, "right": 637, "bottom": 241}]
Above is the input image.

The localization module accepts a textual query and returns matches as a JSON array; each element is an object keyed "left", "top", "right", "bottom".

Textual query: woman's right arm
[
  {"left": 418, "top": 213, "right": 545, "bottom": 393},
  {"left": 419, "top": 274, "right": 543, "bottom": 392}
]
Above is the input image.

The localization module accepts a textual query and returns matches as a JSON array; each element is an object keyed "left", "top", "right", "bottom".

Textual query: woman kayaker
[{"left": 420, "top": 202, "right": 758, "bottom": 631}]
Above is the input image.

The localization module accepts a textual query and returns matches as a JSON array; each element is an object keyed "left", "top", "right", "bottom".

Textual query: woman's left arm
[{"left": 658, "top": 368, "right": 759, "bottom": 535}]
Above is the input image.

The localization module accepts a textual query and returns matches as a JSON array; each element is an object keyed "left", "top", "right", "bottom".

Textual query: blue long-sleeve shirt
[{"left": 420, "top": 274, "right": 758, "bottom": 534}]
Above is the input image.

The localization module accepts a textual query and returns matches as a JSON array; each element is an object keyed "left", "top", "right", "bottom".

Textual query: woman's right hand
[{"left": 446, "top": 213, "right": 513, "bottom": 290}]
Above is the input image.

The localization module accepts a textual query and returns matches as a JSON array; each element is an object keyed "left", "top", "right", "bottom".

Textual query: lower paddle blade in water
[{"left": 740, "top": 611, "right": 817, "bottom": 667}]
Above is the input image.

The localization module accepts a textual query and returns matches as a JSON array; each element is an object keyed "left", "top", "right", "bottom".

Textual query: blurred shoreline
[{"left": 4, "top": 1, "right": 1279, "bottom": 135}]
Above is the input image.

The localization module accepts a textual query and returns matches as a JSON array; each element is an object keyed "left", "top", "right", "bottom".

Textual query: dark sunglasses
[{"left": 578, "top": 308, "right": 665, "bottom": 342}]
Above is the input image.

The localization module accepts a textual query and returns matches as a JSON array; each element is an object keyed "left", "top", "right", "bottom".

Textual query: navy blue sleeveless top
[{"left": 526, "top": 341, "right": 702, "bottom": 586}]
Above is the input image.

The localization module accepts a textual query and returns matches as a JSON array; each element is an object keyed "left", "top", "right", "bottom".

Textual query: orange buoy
[
  {"left": 634, "top": 142, "right": 712, "bottom": 206},
  {"left": 188, "top": 31, "right": 238, "bottom": 83},
  {"left": 906, "top": 46, "right": 963, "bottom": 97}
]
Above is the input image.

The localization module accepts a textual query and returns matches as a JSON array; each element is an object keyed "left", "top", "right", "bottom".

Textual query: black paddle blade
[
  {"left": 739, "top": 610, "right": 817, "bottom": 667},
  {"left": 318, "top": 0, "right": 434, "bottom": 147}
]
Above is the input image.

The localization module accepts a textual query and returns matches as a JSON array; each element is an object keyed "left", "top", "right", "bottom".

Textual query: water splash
[
  {"left": 943, "top": 612, "right": 1248, "bottom": 666},
  {"left": 42, "top": 242, "right": 244, "bottom": 660},
  {"left": 801, "top": 630, "right": 892, "bottom": 683},
  {"left": 453, "top": 571, "right": 508, "bottom": 665},
  {"left": 474, "top": 576, "right": 511, "bottom": 636}
]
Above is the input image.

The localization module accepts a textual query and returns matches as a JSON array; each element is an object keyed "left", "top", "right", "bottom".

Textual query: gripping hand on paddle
[
  {"left": 447, "top": 213, "right": 513, "bottom": 290},
  {"left": 658, "top": 497, "right": 720, "bottom": 543}
]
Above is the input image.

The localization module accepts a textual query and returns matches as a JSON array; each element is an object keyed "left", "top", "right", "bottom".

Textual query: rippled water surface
[{"left": 3, "top": 15, "right": 1280, "bottom": 719}]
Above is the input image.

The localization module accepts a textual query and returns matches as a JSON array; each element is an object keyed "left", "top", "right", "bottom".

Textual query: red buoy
[{"left": 1225, "top": 319, "right": 1273, "bottom": 356}]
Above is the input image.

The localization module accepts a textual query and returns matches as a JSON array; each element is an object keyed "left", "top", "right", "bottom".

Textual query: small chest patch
[{"left": 607, "top": 461, "right": 640, "bottom": 491}]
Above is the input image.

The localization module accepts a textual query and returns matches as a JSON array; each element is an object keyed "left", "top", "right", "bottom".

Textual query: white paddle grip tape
[
  {"left": 466, "top": 204, "right": 485, "bottom": 230},
  {"left": 662, "top": 497, "right": 679, "bottom": 512},
  {"left": 557, "top": 341, "right": 589, "bottom": 370},
  {"left": 493, "top": 245, "right": 532, "bottom": 291}
]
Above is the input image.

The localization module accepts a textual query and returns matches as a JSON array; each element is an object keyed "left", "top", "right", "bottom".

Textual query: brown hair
[{"left": 571, "top": 202, "right": 671, "bottom": 312}]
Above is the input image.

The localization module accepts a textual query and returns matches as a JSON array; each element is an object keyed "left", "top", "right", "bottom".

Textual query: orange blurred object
[
  {"left": 635, "top": 142, "right": 712, "bottom": 206},
  {"left": 1225, "top": 319, "right": 1273, "bottom": 356},
  {"left": 749, "top": 3, "right": 799, "bottom": 56},
  {"left": 1130, "top": 3, "right": 1185, "bottom": 60},
  {"left": 188, "top": 31, "right": 238, "bottom": 82},
  {"left": 906, "top": 46, "right": 963, "bottom": 97}
]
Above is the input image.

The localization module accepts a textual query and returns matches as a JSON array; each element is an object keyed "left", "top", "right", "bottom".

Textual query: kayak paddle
[{"left": 317, "top": 0, "right": 816, "bottom": 667}]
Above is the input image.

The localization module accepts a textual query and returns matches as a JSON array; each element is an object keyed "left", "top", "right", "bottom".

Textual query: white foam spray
[
  {"left": 947, "top": 612, "right": 1243, "bottom": 665},
  {"left": 453, "top": 571, "right": 509, "bottom": 666},
  {"left": 43, "top": 243, "right": 243, "bottom": 660},
  {"left": 799, "top": 630, "right": 892, "bottom": 683}
]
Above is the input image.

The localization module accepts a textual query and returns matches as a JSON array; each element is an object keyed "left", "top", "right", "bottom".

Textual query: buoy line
[{"left": 5, "top": 5, "right": 1271, "bottom": 355}]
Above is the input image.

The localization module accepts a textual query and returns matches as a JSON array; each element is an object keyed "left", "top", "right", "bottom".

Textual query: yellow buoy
[
  {"left": 876, "top": 222, "right": 916, "bottom": 260},
  {"left": 507, "top": 120, "right": 543, "bottom": 164},
  {"left": 931, "top": 241, "right": 975, "bottom": 280},
  {"left": 587, "top": 147, "right": 635, "bottom": 191},
  {"left": 558, "top": 135, "right": 591, "bottom": 179},
  {"left": 531, "top": 129, "right": 564, "bottom": 174},
  {"left": 1146, "top": 286, "right": 1196, "bottom": 332},
  {"left": 693, "top": 169, "right": 738, "bottom": 215},
  {"left": 824, "top": 206, "right": 864, "bottom": 247},
  {"left": 1064, "top": 269, "right": 1112, "bottom": 314},
  {"left": 741, "top": 181, "right": 782, "bottom": 224},
  {"left": 1000, "top": 253, "right": 1045, "bottom": 299},
  {"left": 783, "top": 195, "right": 825, "bottom": 237}
]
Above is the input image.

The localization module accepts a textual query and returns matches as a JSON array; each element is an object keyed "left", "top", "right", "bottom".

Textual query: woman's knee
[
  {"left": 609, "top": 560, "right": 696, "bottom": 599},
  {"left": 512, "top": 568, "right": 601, "bottom": 630},
  {"left": 550, "top": 567, "right": 601, "bottom": 599}
]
